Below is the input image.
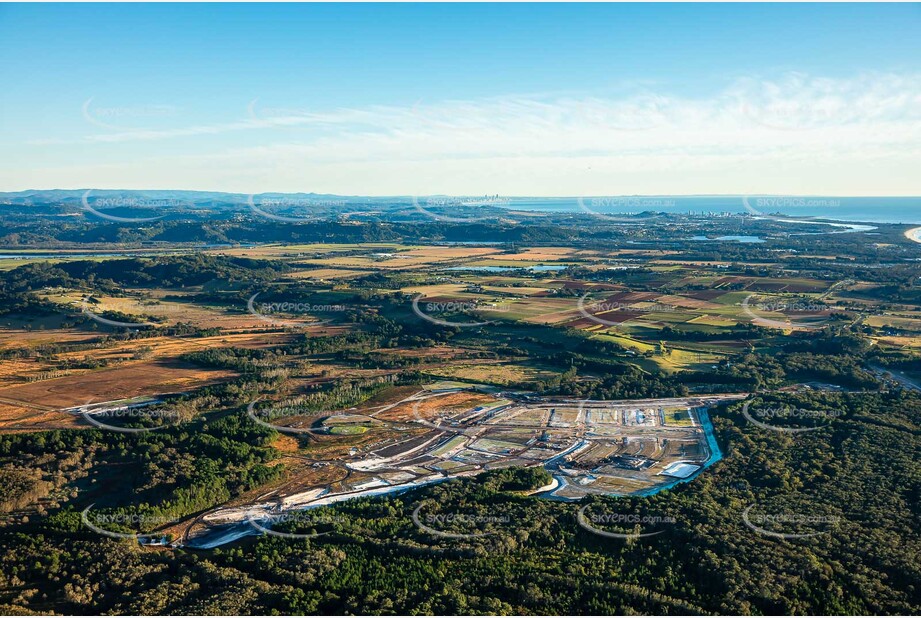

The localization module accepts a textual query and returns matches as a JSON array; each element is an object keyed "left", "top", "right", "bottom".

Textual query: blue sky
[{"left": 1, "top": 3, "right": 919, "bottom": 195}]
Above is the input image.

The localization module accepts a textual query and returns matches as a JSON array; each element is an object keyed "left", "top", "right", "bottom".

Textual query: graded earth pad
[{"left": 188, "top": 385, "right": 743, "bottom": 546}]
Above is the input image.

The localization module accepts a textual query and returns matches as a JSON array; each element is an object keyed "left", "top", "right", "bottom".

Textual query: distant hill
[{"left": 0, "top": 189, "right": 375, "bottom": 206}]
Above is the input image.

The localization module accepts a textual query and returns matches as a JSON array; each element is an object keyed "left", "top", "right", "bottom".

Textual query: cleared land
[{"left": 190, "top": 385, "right": 743, "bottom": 546}]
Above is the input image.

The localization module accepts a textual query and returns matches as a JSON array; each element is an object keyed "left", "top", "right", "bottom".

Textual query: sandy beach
[{"left": 905, "top": 227, "right": 921, "bottom": 244}]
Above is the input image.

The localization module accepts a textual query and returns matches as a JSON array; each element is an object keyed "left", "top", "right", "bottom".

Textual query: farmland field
[{"left": 0, "top": 209, "right": 919, "bottom": 618}]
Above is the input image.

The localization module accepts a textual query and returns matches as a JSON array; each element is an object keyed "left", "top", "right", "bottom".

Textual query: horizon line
[{"left": 3, "top": 189, "right": 921, "bottom": 200}]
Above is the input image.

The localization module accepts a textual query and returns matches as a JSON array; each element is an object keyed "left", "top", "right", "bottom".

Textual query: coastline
[
  {"left": 504, "top": 205, "right": 913, "bottom": 227},
  {"left": 905, "top": 227, "right": 921, "bottom": 244},
  {"left": 499, "top": 197, "right": 921, "bottom": 226}
]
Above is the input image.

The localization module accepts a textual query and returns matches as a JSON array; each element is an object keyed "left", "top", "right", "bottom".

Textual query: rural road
[{"left": 869, "top": 364, "right": 921, "bottom": 392}]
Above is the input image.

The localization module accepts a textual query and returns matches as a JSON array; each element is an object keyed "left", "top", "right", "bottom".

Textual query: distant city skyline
[{"left": 1, "top": 3, "right": 919, "bottom": 196}]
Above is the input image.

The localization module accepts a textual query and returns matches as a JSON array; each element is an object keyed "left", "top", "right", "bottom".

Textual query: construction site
[{"left": 186, "top": 385, "right": 741, "bottom": 547}]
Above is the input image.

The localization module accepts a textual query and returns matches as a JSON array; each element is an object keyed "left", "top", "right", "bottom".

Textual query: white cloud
[{"left": 6, "top": 72, "right": 921, "bottom": 195}]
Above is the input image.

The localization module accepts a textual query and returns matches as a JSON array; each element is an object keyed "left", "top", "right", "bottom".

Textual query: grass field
[
  {"left": 663, "top": 408, "right": 694, "bottom": 426},
  {"left": 287, "top": 268, "right": 369, "bottom": 280},
  {"left": 482, "top": 248, "right": 586, "bottom": 261},
  {"left": 427, "top": 362, "right": 557, "bottom": 386},
  {"left": 39, "top": 290, "right": 271, "bottom": 330},
  {"left": 867, "top": 315, "right": 921, "bottom": 331},
  {"left": 469, "top": 438, "right": 521, "bottom": 453},
  {"left": 430, "top": 435, "right": 468, "bottom": 457},
  {"left": 328, "top": 425, "right": 370, "bottom": 435}
]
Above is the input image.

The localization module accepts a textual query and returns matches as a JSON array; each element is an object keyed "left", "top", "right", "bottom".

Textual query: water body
[
  {"left": 769, "top": 218, "right": 876, "bottom": 234},
  {"left": 0, "top": 253, "right": 156, "bottom": 259},
  {"left": 502, "top": 196, "right": 921, "bottom": 225},
  {"left": 183, "top": 522, "right": 261, "bottom": 549},
  {"left": 432, "top": 240, "right": 507, "bottom": 246},
  {"left": 0, "top": 244, "right": 252, "bottom": 261},
  {"left": 688, "top": 235, "right": 765, "bottom": 243},
  {"left": 540, "top": 406, "right": 724, "bottom": 501},
  {"left": 445, "top": 264, "right": 567, "bottom": 272},
  {"left": 630, "top": 406, "right": 723, "bottom": 497},
  {"left": 184, "top": 476, "right": 453, "bottom": 549}
]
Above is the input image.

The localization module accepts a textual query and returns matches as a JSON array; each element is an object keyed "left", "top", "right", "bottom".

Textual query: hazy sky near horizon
[{"left": 1, "top": 3, "right": 919, "bottom": 196}]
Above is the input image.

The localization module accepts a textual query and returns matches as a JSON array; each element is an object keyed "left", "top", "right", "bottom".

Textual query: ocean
[{"left": 499, "top": 196, "right": 921, "bottom": 225}]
